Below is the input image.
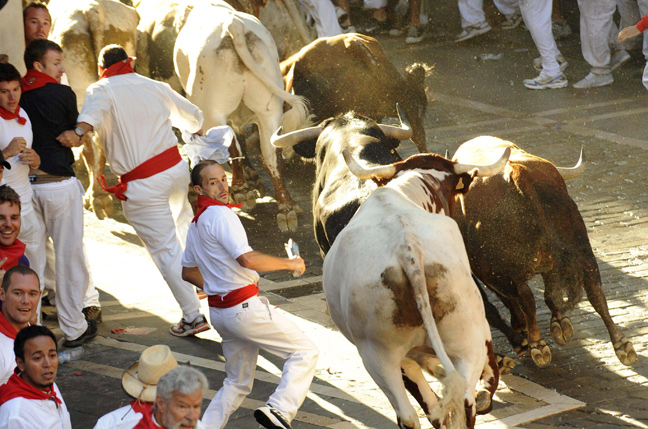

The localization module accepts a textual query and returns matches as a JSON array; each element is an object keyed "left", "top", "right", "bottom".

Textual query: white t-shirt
[
  {"left": 0, "top": 383, "right": 71, "bottom": 429},
  {"left": 94, "top": 403, "right": 207, "bottom": 429},
  {"left": 182, "top": 206, "right": 258, "bottom": 295},
  {"left": 0, "top": 332, "right": 15, "bottom": 386},
  {"left": 0, "top": 112, "right": 34, "bottom": 215},
  {"left": 77, "top": 73, "right": 203, "bottom": 176}
]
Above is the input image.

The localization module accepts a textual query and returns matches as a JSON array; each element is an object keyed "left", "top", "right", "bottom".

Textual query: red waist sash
[
  {"left": 208, "top": 283, "right": 259, "bottom": 308},
  {"left": 98, "top": 146, "right": 182, "bottom": 201}
]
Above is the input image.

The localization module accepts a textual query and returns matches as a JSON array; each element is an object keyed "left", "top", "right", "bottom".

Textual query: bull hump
[{"left": 380, "top": 264, "right": 455, "bottom": 328}]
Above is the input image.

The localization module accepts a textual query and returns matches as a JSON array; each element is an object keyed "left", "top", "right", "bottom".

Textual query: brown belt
[{"left": 30, "top": 175, "right": 72, "bottom": 184}]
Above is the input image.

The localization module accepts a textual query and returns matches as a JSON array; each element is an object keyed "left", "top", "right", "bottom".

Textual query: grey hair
[{"left": 156, "top": 366, "right": 208, "bottom": 403}]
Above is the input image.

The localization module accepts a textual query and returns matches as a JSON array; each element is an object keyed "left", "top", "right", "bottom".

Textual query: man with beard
[
  {"left": 0, "top": 325, "right": 71, "bottom": 428},
  {"left": 0, "top": 265, "right": 40, "bottom": 385}
]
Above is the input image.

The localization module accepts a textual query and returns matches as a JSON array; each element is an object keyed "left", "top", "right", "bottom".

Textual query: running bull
[{"left": 452, "top": 136, "right": 637, "bottom": 367}]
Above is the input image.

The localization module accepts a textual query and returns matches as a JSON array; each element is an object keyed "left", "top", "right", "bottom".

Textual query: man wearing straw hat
[{"left": 94, "top": 345, "right": 208, "bottom": 429}]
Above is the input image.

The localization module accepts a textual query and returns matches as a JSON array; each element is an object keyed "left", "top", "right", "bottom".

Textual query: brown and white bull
[
  {"left": 281, "top": 33, "right": 430, "bottom": 153},
  {"left": 320, "top": 148, "right": 510, "bottom": 428},
  {"left": 452, "top": 136, "right": 638, "bottom": 368},
  {"left": 174, "top": 0, "right": 312, "bottom": 232}
]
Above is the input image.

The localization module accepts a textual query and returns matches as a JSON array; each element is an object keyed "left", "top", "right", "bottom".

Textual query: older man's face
[{"left": 157, "top": 389, "right": 203, "bottom": 429}]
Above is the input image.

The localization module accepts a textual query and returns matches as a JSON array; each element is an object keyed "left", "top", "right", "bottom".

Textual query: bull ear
[
  {"left": 292, "top": 141, "right": 317, "bottom": 158},
  {"left": 455, "top": 172, "right": 476, "bottom": 194}
]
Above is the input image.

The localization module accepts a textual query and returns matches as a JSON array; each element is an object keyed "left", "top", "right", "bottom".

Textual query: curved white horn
[
  {"left": 342, "top": 148, "right": 396, "bottom": 180},
  {"left": 270, "top": 126, "right": 322, "bottom": 148},
  {"left": 454, "top": 147, "right": 511, "bottom": 177},
  {"left": 556, "top": 147, "right": 586, "bottom": 180},
  {"left": 378, "top": 104, "right": 413, "bottom": 141}
]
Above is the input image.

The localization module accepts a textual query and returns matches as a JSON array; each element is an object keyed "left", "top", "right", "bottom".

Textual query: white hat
[{"left": 122, "top": 345, "right": 178, "bottom": 402}]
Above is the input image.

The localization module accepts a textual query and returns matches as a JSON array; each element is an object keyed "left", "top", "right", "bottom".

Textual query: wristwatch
[{"left": 74, "top": 126, "right": 84, "bottom": 138}]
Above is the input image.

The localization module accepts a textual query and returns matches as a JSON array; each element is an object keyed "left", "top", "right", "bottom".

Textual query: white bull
[
  {"left": 47, "top": 0, "right": 139, "bottom": 219},
  {"left": 322, "top": 149, "right": 510, "bottom": 428},
  {"left": 174, "top": 0, "right": 311, "bottom": 232}
]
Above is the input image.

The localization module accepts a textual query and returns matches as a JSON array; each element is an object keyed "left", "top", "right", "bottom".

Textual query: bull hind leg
[
  {"left": 82, "top": 133, "right": 114, "bottom": 220},
  {"left": 508, "top": 284, "right": 551, "bottom": 368},
  {"left": 228, "top": 137, "right": 260, "bottom": 212},
  {"left": 581, "top": 265, "right": 637, "bottom": 365},
  {"left": 498, "top": 296, "right": 529, "bottom": 357},
  {"left": 358, "top": 344, "right": 421, "bottom": 429}
]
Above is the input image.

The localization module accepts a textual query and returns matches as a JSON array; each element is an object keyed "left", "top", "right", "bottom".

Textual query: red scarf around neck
[
  {"left": 0, "top": 106, "right": 26, "bottom": 126},
  {"left": 0, "top": 239, "right": 26, "bottom": 271},
  {"left": 100, "top": 57, "right": 135, "bottom": 79},
  {"left": 192, "top": 195, "right": 242, "bottom": 224},
  {"left": 21, "top": 69, "right": 58, "bottom": 93},
  {"left": 0, "top": 311, "right": 18, "bottom": 340},
  {"left": 0, "top": 370, "right": 62, "bottom": 405},
  {"left": 130, "top": 400, "right": 161, "bottom": 428}
]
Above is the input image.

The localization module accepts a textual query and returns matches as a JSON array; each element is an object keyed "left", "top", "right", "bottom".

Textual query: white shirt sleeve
[
  {"left": 163, "top": 83, "right": 203, "bottom": 133},
  {"left": 182, "top": 228, "right": 198, "bottom": 268},
  {"left": 210, "top": 210, "right": 253, "bottom": 260},
  {"left": 77, "top": 84, "right": 112, "bottom": 130}
]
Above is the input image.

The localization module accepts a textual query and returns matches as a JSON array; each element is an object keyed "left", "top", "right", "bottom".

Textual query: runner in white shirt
[
  {"left": 0, "top": 325, "right": 71, "bottom": 429},
  {"left": 75, "top": 44, "right": 208, "bottom": 337},
  {"left": 0, "top": 266, "right": 41, "bottom": 385},
  {"left": 0, "top": 63, "right": 44, "bottom": 283},
  {"left": 182, "top": 160, "right": 318, "bottom": 429}
]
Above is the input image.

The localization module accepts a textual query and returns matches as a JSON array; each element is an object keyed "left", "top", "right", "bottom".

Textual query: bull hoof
[
  {"left": 286, "top": 210, "right": 298, "bottom": 232},
  {"left": 255, "top": 178, "right": 266, "bottom": 197},
  {"left": 550, "top": 316, "right": 573, "bottom": 346},
  {"left": 475, "top": 389, "right": 492, "bottom": 414},
  {"left": 92, "top": 194, "right": 114, "bottom": 220},
  {"left": 234, "top": 193, "right": 250, "bottom": 211},
  {"left": 514, "top": 338, "right": 529, "bottom": 357},
  {"left": 529, "top": 339, "right": 551, "bottom": 368},
  {"left": 245, "top": 191, "right": 257, "bottom": 211},
  {"left": 277, "top": 213, "right": 288, "bottom": 233},
  {"left": 496, "top": 355, "right": 516, "bottom": 375},
  {"left": 614, "top": 337, "right": 638, "bottom": 366}
]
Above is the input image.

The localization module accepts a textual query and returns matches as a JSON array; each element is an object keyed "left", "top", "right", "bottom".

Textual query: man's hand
[
  {"left": 3, "top": 137, "right": 27, "bottom": 158},
  {"left": 18, "top": 148, "right": 40, "bottom": 168},
  {"left": 619, "top": 25, "right": 641, "bottom": 44},
  {"left": 287, "top": 256, "right": 305, "bottom": 277},
  {"left": 57, "top": 130, "right": 83, "bottom": 148},
  {"left": 195, "top": 129, "right": 204, "bottom": 136}
]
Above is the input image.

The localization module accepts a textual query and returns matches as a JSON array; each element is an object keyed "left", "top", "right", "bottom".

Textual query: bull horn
[
  {"left": 378, "top": 104, "right": 413, "bottom": 141},
  {"left": 342, "top": 148, "right": 396, "bottom": 180},
  {"left": 556, "top": 147, "right": 586, "bottom": 180},
  {"left": 454, "top": 147, "right": 511, "bottom": 177},
  {"left": 270, "top": 126, "right": 322, "bottom": 148}
]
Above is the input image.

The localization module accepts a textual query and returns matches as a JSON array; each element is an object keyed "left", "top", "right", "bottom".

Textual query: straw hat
[{"left": 122, "top": 345, "right": 178, "bottom": 402}]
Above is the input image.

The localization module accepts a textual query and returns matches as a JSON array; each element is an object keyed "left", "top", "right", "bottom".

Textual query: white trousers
[
  {"left": 299, "top": 0, "right": 342, "bottom": 37},
  {"left": 121, "top": 160, "right": 201, "bottom": 322},
  {"left": 202, "top": 296, "right": 319, "bottom": 428},
  {"left": 518, "top": 0, "right": 562, "bottom": 77},
  {"left": 364, "top": 0, "right": 387, "bottom": 10},
  {"left": 636, "top": 0, "right": 648, "bottom": 59},
  {"left": 18, "top": 209, "right": 46, "bottom": 323},
  {"left": 577, "top": 0, "right": 617, "bottom": 74},
  {"left": 31, "top": 178, "right": 90, "bottom": 340},
  {"left": 457, "top": 0, "right": 518, "bottom": 28}
]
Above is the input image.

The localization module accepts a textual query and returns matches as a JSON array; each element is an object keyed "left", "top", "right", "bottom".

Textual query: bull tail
[
  {"left": 398, "top": 234, "right": 467, "bottom": 428},
  {"left": 226, "top": 18, "right": 311, "bottom": 132}
]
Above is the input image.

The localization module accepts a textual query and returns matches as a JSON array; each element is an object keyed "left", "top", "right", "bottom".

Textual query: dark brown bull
[
  {"left": 452, "top": 136, "right": 637, "bottom": 368},
  {"left": 281, "top": 33, "right": 430, "bottom": 154}
]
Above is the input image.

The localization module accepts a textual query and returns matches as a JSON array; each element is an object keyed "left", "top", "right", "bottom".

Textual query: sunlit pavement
[{"left": 43, "top": 6, "right": 648, "bottom": 428}]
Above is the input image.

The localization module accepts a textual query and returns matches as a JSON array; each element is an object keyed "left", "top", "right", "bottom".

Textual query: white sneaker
[
  {"left": 501, "top": 13, "right": 522, "bottom": 30},
  {"left": 455, "top": 21, "right": 491, "bottom": 42},
  {"left": 255, "top": 405, "right": 292, "bottom": 429},
  {"left": 405, "top": 25, "right": 424, "bottom": 44},
  {"left": 533, "top": 54, "right": 568, "bottom": 72},
  {"left": 610, "top": 49, "right": 631, "bottom": 72},
  {"left": 573, "top": 72, "right": 613, "bottom": 89},
  {"left": 523, "top": 73, "right": 568, "bottom": 90}
]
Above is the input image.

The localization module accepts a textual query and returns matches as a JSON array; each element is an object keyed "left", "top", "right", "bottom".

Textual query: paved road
[{"left": 42, "top": 6, "right": 648, "bottom": 428}]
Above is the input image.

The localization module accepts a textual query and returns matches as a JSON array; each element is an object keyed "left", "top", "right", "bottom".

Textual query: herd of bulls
[{"left": 20, "top": 0, "right": 638, "bottom": 427}]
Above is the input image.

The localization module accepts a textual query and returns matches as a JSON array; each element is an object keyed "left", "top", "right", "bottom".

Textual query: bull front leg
[
  {"left": 82, "top": 133, "right": 114, "bottom": 220},
  {"left": 513, "top": 281, "right": 551, "bottom": 368}
]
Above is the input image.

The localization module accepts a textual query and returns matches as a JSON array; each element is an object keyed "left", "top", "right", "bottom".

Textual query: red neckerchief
[
  {"left": 100, "top": 57, "right": 135, "bottom": 79},
  {"left": 130, "top": 400, "right": 161, "bottom": 428},
  {"left": 20, "top": 69, "right": 58, "bottom": 93},
  {"left": 0, "top": 239, "right": 26, "bottom": 271},
  {"left": 0, "top": 370, "right": 62, "bottom": 405},
  {"left": 192, "top": 195, "right": 242, "bottom": 224},
  {"left": 0, "top": 106, "right": 26, "bottom": 126},
  {"left": 0, "top": 311, "right": 18, "bottom": 340}
]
